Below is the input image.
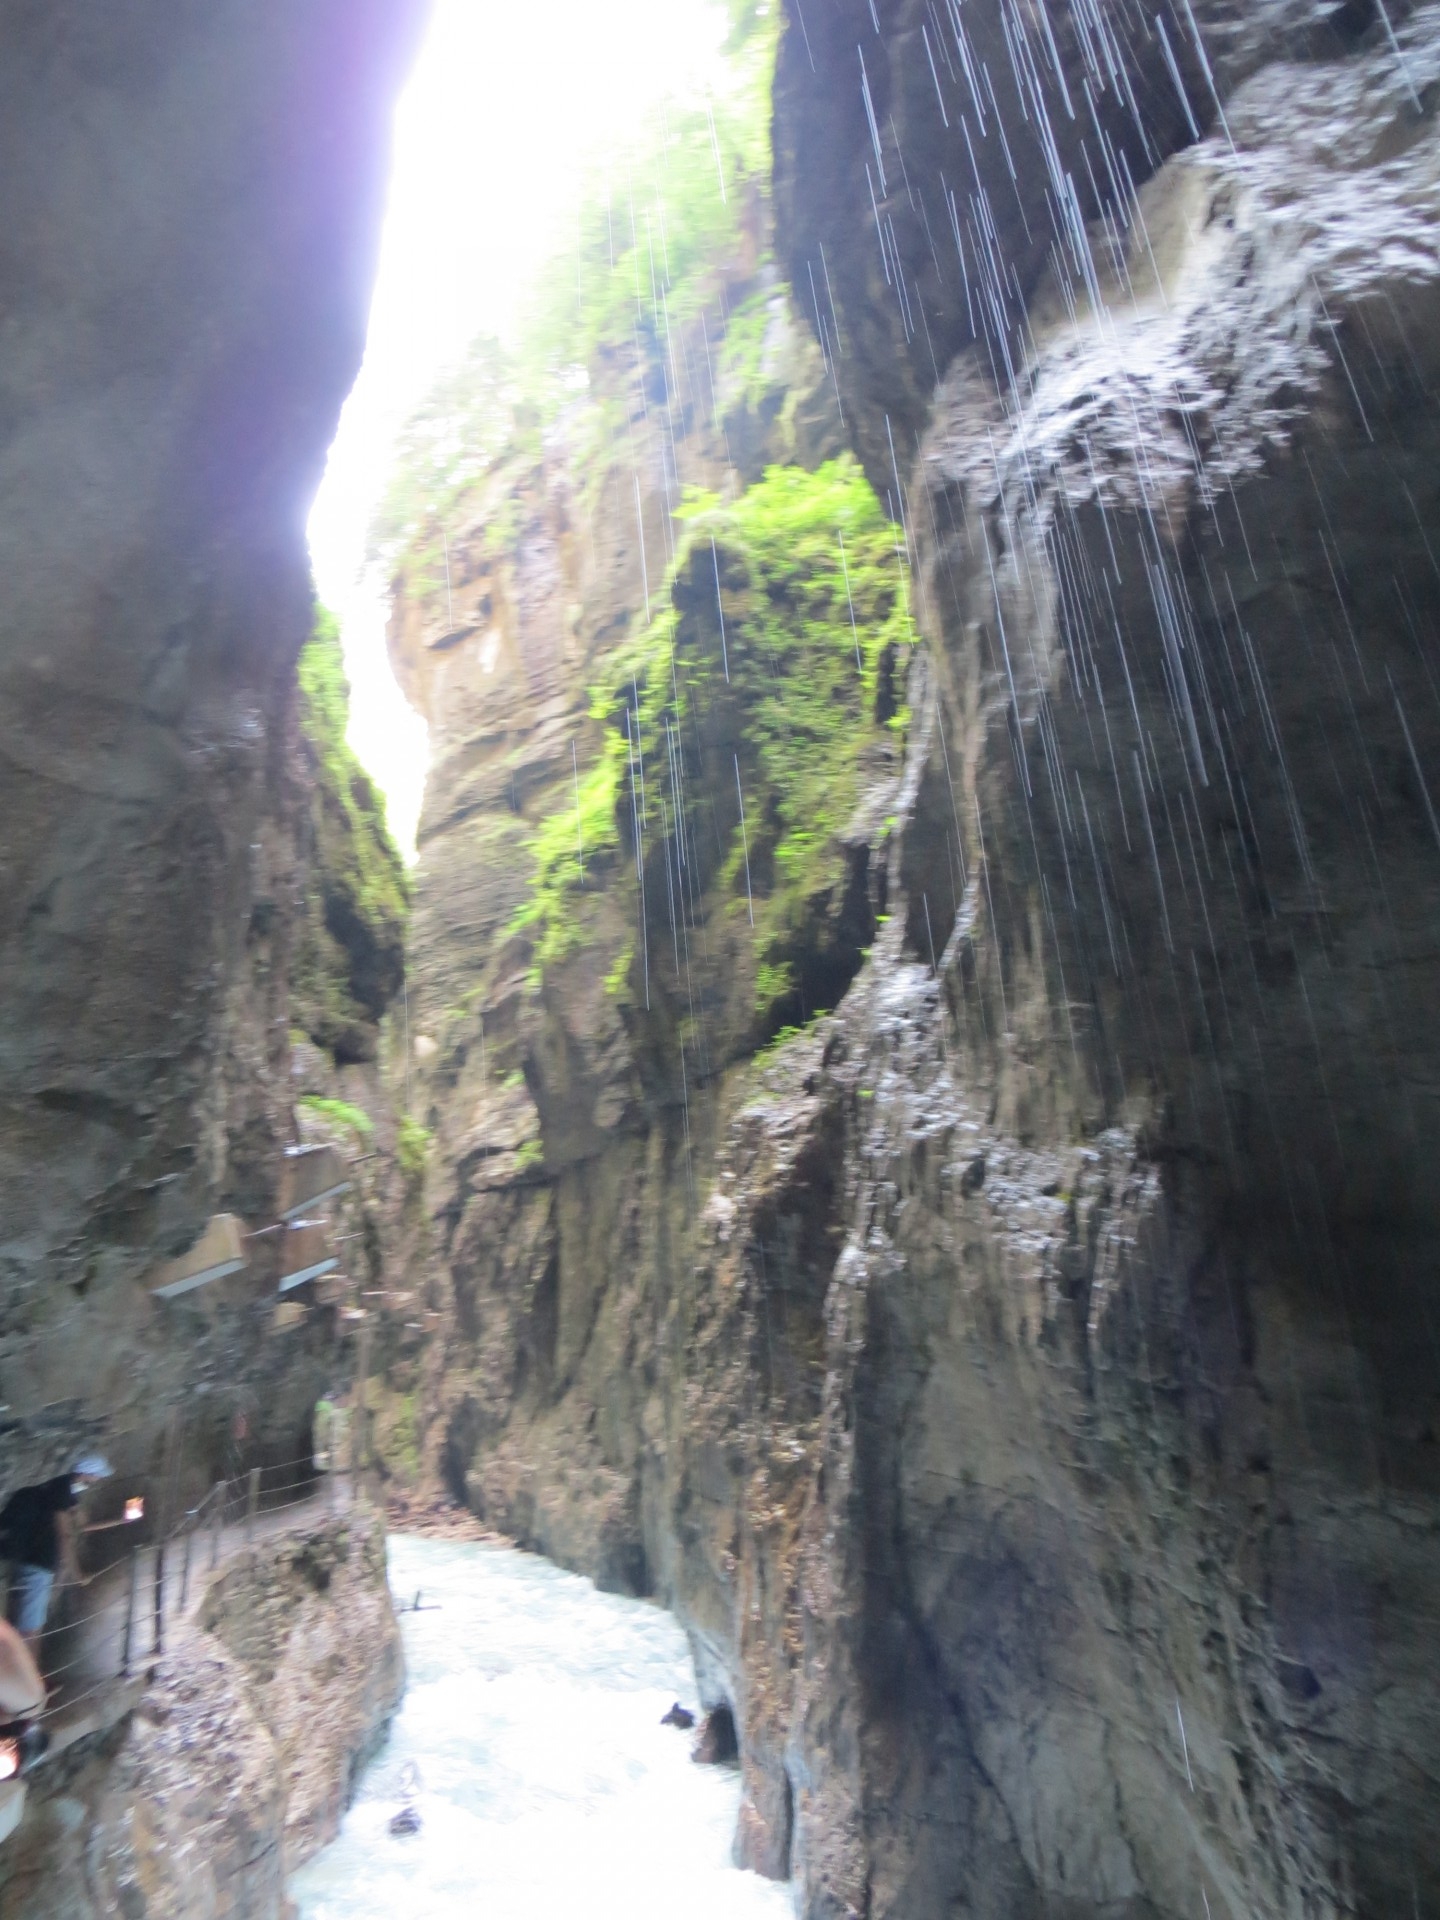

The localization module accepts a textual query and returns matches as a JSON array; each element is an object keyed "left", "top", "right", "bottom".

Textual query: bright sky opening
[{"left": 307, "top": 0, "right": 732, "bottom": 859}]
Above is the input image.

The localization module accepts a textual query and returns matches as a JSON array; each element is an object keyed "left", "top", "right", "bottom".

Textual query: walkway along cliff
[{"left": 386, "top": 7, "right": 1440, "bottom": 1918}]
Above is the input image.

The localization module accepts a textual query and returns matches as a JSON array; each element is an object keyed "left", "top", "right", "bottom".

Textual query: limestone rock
[
  {"left": 405, "top": 8, "right": 1440, "bottom": 1918},
  {"left": 771, "top": 0, "right": 1410, "bottom": 490},
  {"left": 292, "top": 614, "right": 409, "bottom": 1066},
  {"left": 0, "top": 0, "right": 428, "bottom": 1497},
  {"left": 0, "top": 1511, "right": 401, "bottom": 1919}
]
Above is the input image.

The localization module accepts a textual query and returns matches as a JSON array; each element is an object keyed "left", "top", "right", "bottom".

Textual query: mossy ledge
[
  {"left": 508, "top": 455, "right": 911, "bottom": 1050},
  {"left": 293, "top": 610, "right": 410, "bottom": 1063}
]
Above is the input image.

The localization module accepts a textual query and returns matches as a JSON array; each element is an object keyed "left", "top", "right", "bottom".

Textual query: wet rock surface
[
  {"left": 0, "top": 13, "right": 420, "bottom": 1907},
  {"left": 756, "top": 9, "right": 1440, "bottom": 1915},
  {"left": 770, "top": 0, "right": 1415, "bottom": 491},
  {"left": 0, "top": 0, "right": 426, "bottom": 1499},
  {"left": 0, "top": 1511, "right": 401, "bottom": 1920},
  {"left": 388, "top": 240, "right": 857, "bottom": 1588},
  {"left": 401, "top": 7, "right": 1440, "bottom": 1919}
]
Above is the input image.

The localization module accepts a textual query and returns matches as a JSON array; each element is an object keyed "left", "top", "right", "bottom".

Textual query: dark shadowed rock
[
  {"left": 293, "top": 613, "right": 410, "bottom": 1064},
  {"left": 401, "top": 7, "right": 1439, "bottom": 1918},
  {"left": 742, "top": 6, "right": 1440, "bottom": 1916},
  {"left": 691, "top": 1703, "right": 739, "bottom": 1766},
  {"left": 0, "top": 1, "right": 428, "bottom": 1495}
]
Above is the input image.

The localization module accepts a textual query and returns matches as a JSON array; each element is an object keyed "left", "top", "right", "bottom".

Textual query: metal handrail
[{"left": 28, "top": 1453, "right": 365, "bottom": 1736}]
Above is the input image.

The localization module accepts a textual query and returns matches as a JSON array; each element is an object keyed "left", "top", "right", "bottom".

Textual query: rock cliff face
[
  {"left": 0, "top": 1510, "right": 401, "bottom": 1919},
  {"left": 292, "top": 615, "right": 410, "bottom": 1070},
  {"left": 402, "top": 8, "right": 1440, "bottom": 1919},
  {"left": 760, "top": 11, "right": 1440, "bottom": 1912},
  {"left": 0, "top": 3, "right": 425, "bottom": 1499},
  {"left": 0, "top": 11, "right": 419, "bottom": 1898},
  {"left": 388, "top": 224, "right": 857, "bottom": 1581}
]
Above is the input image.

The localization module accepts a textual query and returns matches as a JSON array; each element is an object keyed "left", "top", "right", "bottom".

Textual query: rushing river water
[{"left": 290, "top": 1533, "right": 795, "bottom": 1920}]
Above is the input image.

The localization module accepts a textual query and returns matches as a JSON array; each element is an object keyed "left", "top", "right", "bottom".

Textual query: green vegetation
[
  {"left": 509, "top": 457, "right": 912, "bottom": 1020},
  {"left": 526, "top": 57, "right": 770, "bottom": 394},
  {"left": 297, "top": 1095, "right": 375, "bottom": 1140},
  {"left": 381, "top": 1391, "right": 422, "bottom": 1480},
  {"left": 297, "top": 613, "right": 411, "bottom": 932},
  {"left": 505, "top": 740, "right": 625, "bottom": 978},
  {"left": 367, "top": 338, "right": 522, "bottom": 582},
  {"left": 715, "top": 289, "right": 782, "bottom": 414},
  {"left": 604, "top": 942, "right": 636, "bottom": 1000},
  {"left": 754, "top": 960, "right": 796, "bottom": 1013},
  {"left": 755, "top": 1010, "right": 827, "bottom": 1059},
  {"left": 367, "top": 4, "right": 907, "bottom": 1056},
  {"left": 397, "top": 1115, "right": 432, "bottom": 1185},
  {"left": 293, "top": 611, "right": 410, "bottom": 1063},
  {"left": 513, "top": 1138, "right": 544, "bottom": 1173}
]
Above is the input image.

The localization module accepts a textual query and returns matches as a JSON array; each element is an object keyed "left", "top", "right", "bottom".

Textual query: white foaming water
[{"left": 290, "top": 1534, "right": 795, "bottom": 1920}]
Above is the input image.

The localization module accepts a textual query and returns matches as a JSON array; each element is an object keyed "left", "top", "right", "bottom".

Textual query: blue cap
[{"left": 73, "top": 1454, "right": 113, "bottom": 1480}]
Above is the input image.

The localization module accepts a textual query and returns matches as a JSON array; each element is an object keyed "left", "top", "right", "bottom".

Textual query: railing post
[
  {"left": 210, "top": 1485, "right": 223, "bottom": 1569},
  {"left": 180, "top": 1523, "right": 193, "bottom": 1612},
  {"left": 246, "top": 1467, "right": 260, "bottom": 1546},
  {"left": 153, "top": 1537, "right": 166, "bottom": 1660},
  {"left": 120, "top": 1550, "right": 140, "bottom": 1678},
  {"left": 355, "top": 1316, "right": 371, "bottom": 1509}
]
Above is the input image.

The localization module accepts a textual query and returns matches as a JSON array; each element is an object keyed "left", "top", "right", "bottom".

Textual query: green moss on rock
[
  {"left": 293, "top": 610, "right": 410, "bottom": 1063},
  {"left": 511, "top": 456, "right": 911, "bottom": 1037},
  {"left": 297, "top": 1094, "right": 375, "bottom": 1140},
  {"left": 396, "top": 1114, "right": 432, "bottom": 1183}
]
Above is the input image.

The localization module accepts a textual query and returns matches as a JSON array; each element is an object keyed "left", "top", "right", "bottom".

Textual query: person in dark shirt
[{"left": 1, "top": 1455, "right": 112, "bottom": 1650}]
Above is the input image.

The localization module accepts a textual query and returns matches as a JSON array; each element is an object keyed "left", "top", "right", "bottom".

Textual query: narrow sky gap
[{"left": 307, "top": 0, "right": 730, "bottom": 858}]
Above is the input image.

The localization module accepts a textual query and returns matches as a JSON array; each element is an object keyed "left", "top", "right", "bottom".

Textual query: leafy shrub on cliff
[
  {"left": 368, "top": 337, "right": 521, "bottom": 578},
  {"left": 506, "top": 731, "right": 626, "bottom": 974},
  {"left": 524, "top": 53, "right": 771, "bottom": 402},
  {"left": 294, "top": 611, "right": 411, "bottom": 1063},
  {"left": 396, "top": 1114, "right": 432, "bottom": 1186},
  {"left": 297, "top": 1095, "right": 375, "bottom": 1141},
  {"left": 510, "top": 456, "right": 911, "bottom": 1025}
]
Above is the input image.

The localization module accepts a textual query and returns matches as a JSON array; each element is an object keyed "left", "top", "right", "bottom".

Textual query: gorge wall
[
  {"left": 0, "top": 6, "right": 422, "bottom": 1899},
  {"left": 396, "top": 7, "right": 1440, "bottom": 1919},
  {"left": 0, "top": 1, "right": 424, "bottom": 1505}
]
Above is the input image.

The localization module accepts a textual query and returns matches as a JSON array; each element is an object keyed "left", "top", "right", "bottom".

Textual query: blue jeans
[{"left": 6, "top": 1565, "right": 54, "bottom": 1637}]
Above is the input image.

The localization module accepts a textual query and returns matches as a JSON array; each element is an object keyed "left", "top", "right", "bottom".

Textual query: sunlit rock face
[
  {"left": 0, "top": 2, "right": 426, "bottom": 1492},
  {"left": 748, "top": 4, "right": 1440, "bottom": 1917}
]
